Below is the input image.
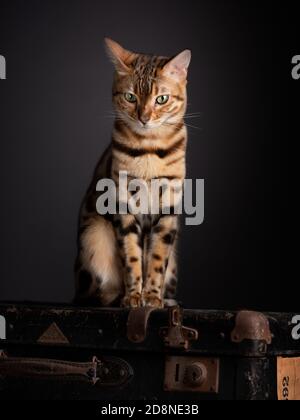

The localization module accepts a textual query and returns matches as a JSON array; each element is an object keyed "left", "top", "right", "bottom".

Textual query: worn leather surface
[{"left": 0, "top": 353, "right": 133, "bottom": 388}]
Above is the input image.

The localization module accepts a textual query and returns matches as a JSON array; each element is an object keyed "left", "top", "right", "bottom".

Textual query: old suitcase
[{"left": 0, "top": 302, "right": 300, "bottom": 401}]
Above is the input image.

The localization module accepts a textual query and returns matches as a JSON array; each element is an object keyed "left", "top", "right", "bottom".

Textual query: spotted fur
[{"left": 74, "top": 39, "right": 191, "bottom": 308}]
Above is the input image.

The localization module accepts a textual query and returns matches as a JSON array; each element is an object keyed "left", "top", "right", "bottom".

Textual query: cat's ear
[
  {"left": 161, "top": 50, "right": 192, "bottom": 82},
  {"left": 104, "top": 38, "right": 136, "bottom": 75}
]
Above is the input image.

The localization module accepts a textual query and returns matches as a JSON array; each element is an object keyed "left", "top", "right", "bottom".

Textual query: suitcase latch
[{"left": 160, "top": 307, "right": 198, "bottom": 350}]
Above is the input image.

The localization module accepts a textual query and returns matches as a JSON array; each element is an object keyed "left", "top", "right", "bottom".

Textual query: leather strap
[
  {"left": 0, "top": 353, "right": 133, "bottom": 388},
  {"left": 127, "top": 307, "right": 156, "bottom": 343},
  {"left": 0, "top": 353, "right": 99, "bottom": 384}
]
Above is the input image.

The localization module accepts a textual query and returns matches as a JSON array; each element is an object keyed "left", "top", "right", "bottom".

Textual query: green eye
[
  {"left": 124, "top": 93, "right": 137, "bottom": 103},
  {"left": 156, "top": 95, "right": 169, "bottom": 105}
]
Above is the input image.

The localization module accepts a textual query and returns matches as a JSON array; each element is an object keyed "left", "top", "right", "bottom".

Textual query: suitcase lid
[{"left": 0, "top": 302, "right": 299, "bottom": 357}]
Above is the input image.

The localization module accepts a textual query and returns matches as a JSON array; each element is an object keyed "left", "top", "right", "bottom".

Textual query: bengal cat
[{"left": 74, "top": 38, "right": 191, "bottom": 308}]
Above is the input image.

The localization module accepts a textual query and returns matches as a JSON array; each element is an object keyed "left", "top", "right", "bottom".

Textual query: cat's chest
[
  {"left": 128, "top": 154, "right": 163, "bottom": 180},
  {"left": 115, "top": 153, "right": 185, "bottom": 181},
  {"left": 112, "top": 134, "right": 186, "bottom": 181}
]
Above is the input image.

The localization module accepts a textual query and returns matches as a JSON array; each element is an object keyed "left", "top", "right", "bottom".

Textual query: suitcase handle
[
  {"left": 0, "top": 352, "right": 99, "bottom": 384},
  {"left": 0, "top": 352, "right": 133, "bottom": 387}
]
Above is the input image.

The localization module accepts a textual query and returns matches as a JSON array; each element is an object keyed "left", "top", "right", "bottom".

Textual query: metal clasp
[{"left": 160, "top": 307, "right": 198, "bottom": 350}]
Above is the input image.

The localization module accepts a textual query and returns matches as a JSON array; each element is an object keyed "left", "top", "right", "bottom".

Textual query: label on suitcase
[{"left": 277, "top": 357, "right": 300, "bottom": 401}]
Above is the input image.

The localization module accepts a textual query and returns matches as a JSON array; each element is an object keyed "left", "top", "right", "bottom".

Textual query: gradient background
[{"left": 0, "top": 0, "right": 293, "bottom": 310}]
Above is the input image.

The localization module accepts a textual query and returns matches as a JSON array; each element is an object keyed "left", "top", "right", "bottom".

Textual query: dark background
[{"left": 0, "top": 1, "right": 296, "bottom": 310}]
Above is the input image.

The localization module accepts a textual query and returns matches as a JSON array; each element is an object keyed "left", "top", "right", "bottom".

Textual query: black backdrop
[{"left": 0, "top": 1, "right": 296, "bottom": 311}]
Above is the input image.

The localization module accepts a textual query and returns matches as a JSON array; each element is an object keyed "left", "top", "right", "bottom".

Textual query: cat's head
[{"left": 105, "top": 38, "right": 191, "bottom": 132}]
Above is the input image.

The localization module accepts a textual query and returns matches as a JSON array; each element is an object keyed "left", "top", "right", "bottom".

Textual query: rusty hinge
[
  {"left": 160, "top": 307, "right": 198, "bottom": 350},
  {"left": 231, "top": 311, "right": 272, "bottom": 344}
]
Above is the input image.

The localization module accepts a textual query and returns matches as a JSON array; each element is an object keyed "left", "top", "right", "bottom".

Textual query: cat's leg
[
  {"left": 163, "top": 242, "right": 179, "bottom": 306},
  {"left": 75, "top": 216, "right": 124, "bottom": 306},
  {"left": 115, "top": 214, "right": 144, "bottom": 308},
  {"left": 142, "top": 216, "right": 178, "bottom": 308}
]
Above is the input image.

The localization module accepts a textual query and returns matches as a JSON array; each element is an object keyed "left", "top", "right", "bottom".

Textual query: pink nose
[
  {"left": 138, "top": 108, "right": 151, "bottom": 125},
  {"left": 139, "top": 115, "right": 151, "bottom": 125}
]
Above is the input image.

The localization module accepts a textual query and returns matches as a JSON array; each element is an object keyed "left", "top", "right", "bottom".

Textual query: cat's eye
[
  {"left": 156, "top": 95, "right": 169, "bottom": 105},
  {"left": 124, "top": 93, "right": 137, "bottom": 103}
]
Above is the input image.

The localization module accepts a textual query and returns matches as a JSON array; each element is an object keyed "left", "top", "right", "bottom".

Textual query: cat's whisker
[
  {"left": 162, "top": 121, "right": 183, "bottom": 129},
  {"left": 184, "top": 113, "right": 203, "bottom": 117},
  {"left": 185, "top": 111, "right": 202, "bottom": 114},
  {"left": 184, "top": 123, "right": 203, "bottom": 131},
  {"left": 163, "top": 120, "right": 202, "bottom": 131},
  {"left": 184, "top": 115, "right": 203, "bottom": 119}
]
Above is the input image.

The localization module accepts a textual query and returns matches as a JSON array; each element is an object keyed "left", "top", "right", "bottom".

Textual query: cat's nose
[
  {"left": 138, "top": 108, "right": 151, "bottom": 125},
  {"left": 139, "top": 115, "right": 151, "bottom": 125}
]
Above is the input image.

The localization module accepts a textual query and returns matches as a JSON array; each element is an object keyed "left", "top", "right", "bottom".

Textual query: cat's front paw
[
  {"left": 142, "top": 291, "right": 164, "bottom": 308},
  {"left": 122, "top": 293, "right": 142, "bottom": 308}
]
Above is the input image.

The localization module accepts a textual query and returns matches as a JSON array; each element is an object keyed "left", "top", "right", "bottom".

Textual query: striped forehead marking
[{"left": 132, "top": 55, "right": 169, "bottom": 96}]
